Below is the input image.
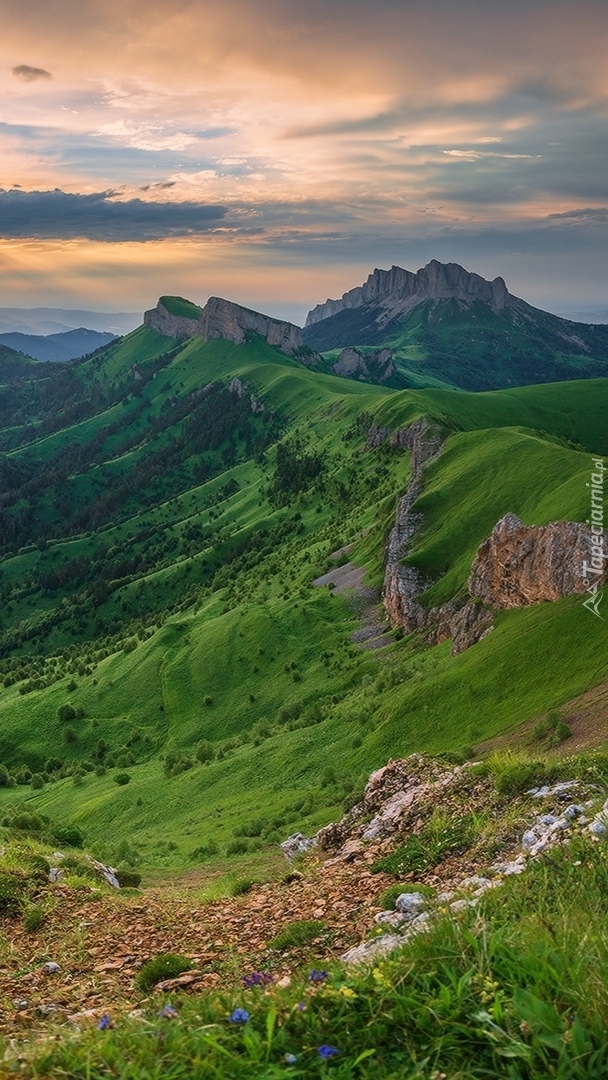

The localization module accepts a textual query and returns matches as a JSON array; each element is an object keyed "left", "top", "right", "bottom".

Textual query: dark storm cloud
[
  {"left": 0, "top": 188, "right": 228, "bottom": 241},
  {"left": 12, "top": 64, "right": 52, "bottom": 81}
]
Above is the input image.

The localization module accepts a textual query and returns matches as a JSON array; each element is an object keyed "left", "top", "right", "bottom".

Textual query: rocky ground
[{"left": 1, "top": 754, "right": 606, "bottom": 1037}]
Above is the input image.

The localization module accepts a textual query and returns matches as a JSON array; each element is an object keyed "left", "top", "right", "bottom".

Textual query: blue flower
[
  {"left": 317, "top": 1044, "right": 339, "bottom": 1059},
  {"left": 308, "top": 969, "right": 328, "bottom": 983},
  {"left": 229, "top": 1008, "right": 250, "bottom": 1024},
  {"left": 97, "top": 1013, "right": 112, "bottom": 1030},
  {"left": 157, "top": 1004, "right": 179, "bottom": 1019},
  {"left": 284, "top": 1053, "right": 298, "bottom": 1064},
  {"left": 242, "top": 971, "right": 273, "bottom": 988}
]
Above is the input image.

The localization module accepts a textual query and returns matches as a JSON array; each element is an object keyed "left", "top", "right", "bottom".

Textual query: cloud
[
  {"left": 12, "top": 64, "right": 52, "bottom": 82},
  {"left": 0, "top": 188, "right": 228, "bottom": 241}
]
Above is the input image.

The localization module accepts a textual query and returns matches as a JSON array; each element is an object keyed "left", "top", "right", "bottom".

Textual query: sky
[{"left": 1, "top": 0, "right": 607, "bottom": 323}]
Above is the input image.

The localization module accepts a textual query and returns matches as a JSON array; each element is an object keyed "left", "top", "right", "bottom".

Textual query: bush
[
  {"left": 30, "top": 774, "right": 45, "bottom": 790},
  {"left": 195, "top": 740, "right": 214, "bottom": 764},
  {"left": 114, "top": 773, "right": 131, "bottom": 786},
  {"left": 270, "top": 919, "right": 325, "bottom": 951},
  {"left": 189, "top": 840, "right": 219, "bottom": 861},
  {"left": 225, "top": 838, "right": 249, "bottom": 856},
  {"left": 116, "top": 869, "right": 142, "bottom": 889},
  {"left": 53, "top": 824, "right": 85, "bottom": 848},
  {"left": 136, "top": 953, "right": 192, "bottom": 992},
  {"left": 57, "top": 703, "right": 76, "bottom": 723}
]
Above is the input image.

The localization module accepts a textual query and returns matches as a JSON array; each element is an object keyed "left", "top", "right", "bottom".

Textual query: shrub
[
  {"left": 116, "top": 869, "right": 142, "bottom": 889},
  {"left": 225, "top": 838, "right": 249, "bottom": 856},
  {"left": 189, "top": 840, "right": 219, "bottom": 861},
  {"left": 270, "top": 919, "right": 326, "bottom": 951},
  {"left": 136, "top": 953, "right": 192, "bottom": 992},
  {"left": 53, "top": 824, "right": 85, "bottom": 848},
  {"left": 114, "top": 773, "right": 131, "bottom": 786},
  {"left": 57, "top": 704, "right": 76, "bottom": 722},
  {"left": 196, "top": 740, "right": 214, "bottom": 764},
  {"left": 30, "top": 774, "right": 44, "bottom": 790}
]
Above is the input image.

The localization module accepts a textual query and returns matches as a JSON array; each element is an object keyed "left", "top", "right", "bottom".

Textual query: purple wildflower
[
  {"left": 97, "top": 1013, "right": 112, "bottom": 1030},
  {"left": 229, "top": 1008, "right": 250, "bottom": 1024},
  {"left": 308, "top": 969, "right": 328, "bottom": 984},
  {"left": 242, "top": 971, "right": 273, "bottom": 988},
  {"left": 157, "top": 1004, "right": 179, "bottom": 1019},
  {"left": 317, "top": 1044, "right": 339, "bottom": 1059}
]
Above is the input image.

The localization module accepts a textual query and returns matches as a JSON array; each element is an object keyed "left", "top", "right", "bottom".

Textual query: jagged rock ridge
[
  {"left": 144, "top": 296, "right": 305, "bottom": 357},
  {"left": 305, "top": 259, "right": 511, "bottom": 328}
]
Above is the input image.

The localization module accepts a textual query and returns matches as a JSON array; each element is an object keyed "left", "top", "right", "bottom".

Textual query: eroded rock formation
[
  {"left": 333, "top": 347, "right": 395, "bottom": 382},
  {"left": 468, "top": 513, "right": 600, "bottom": 606},
  {"left": 144, "top": 296, "right": 305, "bottom": 356}
]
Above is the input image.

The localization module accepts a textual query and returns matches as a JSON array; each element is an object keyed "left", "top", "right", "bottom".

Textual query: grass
[
  {"left": 136, "top": 952, "right": 193, "bottom": 992},
  {"left": 12, "top": 836, "right": 608, "bottom": 1078},
  {"left": 0, "top": 317, "right": 606, "bottom": 880},
  {"left": 371, "top": 811, "right": 479, "bottom": 876},
  {"left": 269, "top": 919, "right": 326, "bottom": 951}
]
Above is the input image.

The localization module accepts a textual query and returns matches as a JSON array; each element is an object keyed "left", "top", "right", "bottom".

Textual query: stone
[
  {"left": 394, "top": 892, "right": 427, "bottom": 919},
  {"left": 41, "top": 962, "right": 61, "bottom": 975},
  {"left": 374, "top": 911, "right": 409, "bottom": 929},
  {"left": 589, "top": 819, "right": 608, "bottom": 838},
  {"left": 280, "top": 833, "right": 317, "bottom": 861},
  {"left": 341, "top": 934, "right": 404, "bottom": 966}
]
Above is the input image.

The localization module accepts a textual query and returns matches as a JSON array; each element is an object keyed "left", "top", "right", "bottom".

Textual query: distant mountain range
[
  {"left": 302, "top": 260, "right": 608, "bottom": 391},
  {"left": 0, "top": 306, "right": 140, "bottom": 337},
  {"left": 0, "top": 327, "right": 117, "bottom": 363}
]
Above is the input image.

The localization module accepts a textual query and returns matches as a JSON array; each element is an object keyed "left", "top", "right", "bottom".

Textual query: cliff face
[
  {"left": 143, "top": 300, "right": 200, "bottom": 341},
  {"left": 468, "top": 513, "right": 600, "bottom": 607},
  {"left": 382, "top": 494, "right": 597, "bottom": 655},
  {"left": 144, "top": 296, "right": 305, "bottom": 356},
  {"left": 305, "top": 259, "right": 511, "bottom": 327},
  {"left": 333, "top": 347, "right": 395, "bottom": 383}
]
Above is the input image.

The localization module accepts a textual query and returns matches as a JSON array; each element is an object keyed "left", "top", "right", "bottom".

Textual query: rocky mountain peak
[
  {"left": 144, "top": 296, "right": 304, "bottom": 356},
  {"left": 305, "top": 259, "right": 511, "bottom": 328}
]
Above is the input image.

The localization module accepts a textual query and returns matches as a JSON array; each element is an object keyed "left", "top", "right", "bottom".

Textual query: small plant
[
  {"left": 114, "top": 772, "right": 131, "bottom": 786},
  {"left": 136, "top": 953, "right": 192, "bottom": 992},
  {"left": 0, "top": 871, "right": 25, "bottom": 915},
  {"left": 270, "top": 919, "right": 325, "bottom": 951},
  {"left": 23, "top": 904, "right": 44, "bottom": 932},
  {"left": 371, "top": 813, "right": 478, "bottom": 877},
  {"left": 230, "top": 877, "right": 256, "bottom": 896},
  {"left": 53, "top": 823, "right": 85, "bottom": 848}
]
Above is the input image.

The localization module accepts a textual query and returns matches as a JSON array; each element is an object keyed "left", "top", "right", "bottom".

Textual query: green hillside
[
  {"left": 0, "top": 317, "right": 605, "bottom": 876},
  {"left": 304, "top": 297, "right": 608, "bottom": 391}
]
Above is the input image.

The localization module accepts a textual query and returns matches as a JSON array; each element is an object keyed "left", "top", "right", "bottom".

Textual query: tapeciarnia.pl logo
[{"left": 582, "top": 457, "right": 605, "bottom": 619}]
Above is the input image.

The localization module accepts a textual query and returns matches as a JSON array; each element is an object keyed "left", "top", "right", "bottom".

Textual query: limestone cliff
[
  {"left": 305, "top": 259, "right": 511, "bottom": 328},
  {"left": 333, "top": 347, "right": 396, "bottom": 383},
  {"left": 144, "top": 296, "right": 305, "bottom": 356},
  {"left": 468, "top": 513, "right": 601, "bottom": 607}
]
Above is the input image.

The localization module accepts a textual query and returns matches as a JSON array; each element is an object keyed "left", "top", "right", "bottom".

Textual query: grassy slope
[{"left": 0, "top": 325, "right": 606, "bottom": 873}]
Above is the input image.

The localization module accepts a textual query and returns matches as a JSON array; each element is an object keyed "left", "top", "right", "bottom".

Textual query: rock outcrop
[
  {"left": 144, "top": 296, "right": 305, "bottom": 357},
  {"left": 468, "top": 513, "right": 601, "bottom": 606},
  {"left": 333, "top": 347, "right": 395, "bottom": 383},
  {"left": 305, "top": 259, "right": 511, "bottom": 328},
  {"left": 144, "top": 299, "right": 202, "bottom": 341},
  {"left": 380, "top": 417, "right": 490, "bottom": 655}
]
